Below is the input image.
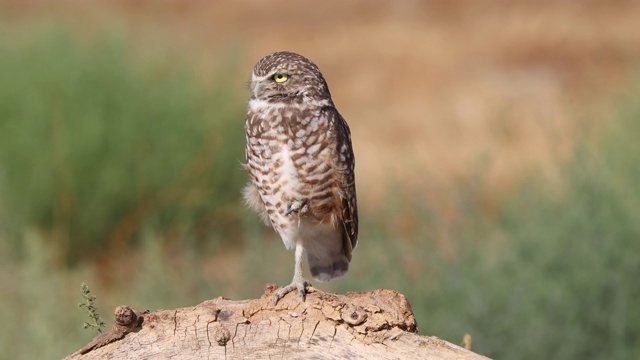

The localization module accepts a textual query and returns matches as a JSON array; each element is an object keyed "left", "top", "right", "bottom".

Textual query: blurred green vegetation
[
  {"left": 0, "top": 28, "right": 638, "bottom": 360},
  {"left": 0, "top": 28, "right": 247, "bottom": 264},
  {"left": 388, "top": 91, "right": 640, "bottom": 359}
]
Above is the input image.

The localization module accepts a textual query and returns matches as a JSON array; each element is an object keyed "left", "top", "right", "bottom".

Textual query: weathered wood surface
[{"left": 66, "top": 285, "right": 490, "bottom": 359}]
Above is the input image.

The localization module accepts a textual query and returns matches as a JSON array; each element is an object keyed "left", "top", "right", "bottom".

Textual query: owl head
[{"left": 249, "top": 51, "right": 332, "bottom": 103}]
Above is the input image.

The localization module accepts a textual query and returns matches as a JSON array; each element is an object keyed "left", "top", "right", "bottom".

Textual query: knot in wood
[
  {"left": 113, "top": 305, "right": 140, "bottom": 334},
  {"left": 341, "top": 306, "right": 367, "bottom": 326},
  {"left": 214, "top": 326, "right": 231, "bottom": 346},
  {"left": 77, "top": 305, "right": 141, "bottom": 355}
]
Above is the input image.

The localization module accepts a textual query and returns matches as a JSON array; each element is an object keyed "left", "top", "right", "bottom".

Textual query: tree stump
[{"left": 66, "top": 285, "right": 490, "bottom": 359}]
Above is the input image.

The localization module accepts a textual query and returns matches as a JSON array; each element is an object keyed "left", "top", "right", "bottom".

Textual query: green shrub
[
  {"left": 333, "top": 82, "right": 640, "bottom": 359},
  {"left": 0, "top": 29, "right": 247, "bottom": 262},
  {"left": 476, "top": 91, "right": 640, "bottom": 359}
]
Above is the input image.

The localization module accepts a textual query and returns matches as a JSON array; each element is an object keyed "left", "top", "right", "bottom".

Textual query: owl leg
[{"left": 273, "top": 242, "right": 310, "bottom": 305}]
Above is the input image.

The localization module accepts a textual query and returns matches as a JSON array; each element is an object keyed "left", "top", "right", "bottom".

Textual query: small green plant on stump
[{"left": 79, "top": 283, "right": 106, "bottom": 334}]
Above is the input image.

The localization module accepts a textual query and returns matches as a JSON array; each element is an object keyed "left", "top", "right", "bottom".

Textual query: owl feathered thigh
[{"left": 243, "top": 51, "right": 358, "bottom": 303}]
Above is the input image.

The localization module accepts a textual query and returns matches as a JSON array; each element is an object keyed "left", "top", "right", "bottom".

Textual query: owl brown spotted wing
[{"left": 332, "top": 110, "right": 358, "bottom": 258}]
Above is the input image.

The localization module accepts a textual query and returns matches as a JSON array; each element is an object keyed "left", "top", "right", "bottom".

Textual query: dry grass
[{"left": 4, "top": 1, "right": 639, "bottom": 205}]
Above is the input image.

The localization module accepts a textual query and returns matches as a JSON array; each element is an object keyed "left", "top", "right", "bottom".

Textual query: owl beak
[
  {"left": 252, "top": 81, "right": 263, "bottom": 98},
  {"left": 250, "top": 75, "right": 264, "bottom": 98}
]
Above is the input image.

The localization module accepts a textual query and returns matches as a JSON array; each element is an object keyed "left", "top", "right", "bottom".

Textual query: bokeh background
[{"left": 1, "top": 1, "right": 640, "bottom": 358}]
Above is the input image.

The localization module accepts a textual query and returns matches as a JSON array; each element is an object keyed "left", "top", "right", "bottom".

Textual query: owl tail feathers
[
  {"left": 306, "top": 225, "right": 354, "bottom": 282},
  {"left": 308, "top": 253, "right": 350, "bottom": 282}
]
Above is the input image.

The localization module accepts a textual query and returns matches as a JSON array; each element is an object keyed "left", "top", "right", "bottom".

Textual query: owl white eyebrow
[{"left": 251, "top": 73, "right": 272, "bottom": 82}]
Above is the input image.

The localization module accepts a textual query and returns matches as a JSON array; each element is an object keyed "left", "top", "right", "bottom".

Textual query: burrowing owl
[{"left": 243, "top": 51, "right": 358, "bottom": 304}]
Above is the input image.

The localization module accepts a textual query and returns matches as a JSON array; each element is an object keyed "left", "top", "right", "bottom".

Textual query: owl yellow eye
[{"left": 273, "top": 73, "right": 288, "bottom": 83}]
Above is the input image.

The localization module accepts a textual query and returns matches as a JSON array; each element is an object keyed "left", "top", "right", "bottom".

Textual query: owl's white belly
[{"left": 261, "top": 145, "right": 306, "bottom": 249}]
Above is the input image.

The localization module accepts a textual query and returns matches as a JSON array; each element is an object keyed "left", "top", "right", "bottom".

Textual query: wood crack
[{"left": 173, "top": 310, "right": 178, "bottom": 336}]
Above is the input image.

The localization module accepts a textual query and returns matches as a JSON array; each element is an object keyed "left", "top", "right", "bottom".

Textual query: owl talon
[
  {"left": 273, "top": 278, "right": 311, "bottom": 305},
  {"left": 285, "top": 203, "right": 294, "bottom": 216},
  {"left": 285, "top": 200, "right": 309, "bottom": 216}
]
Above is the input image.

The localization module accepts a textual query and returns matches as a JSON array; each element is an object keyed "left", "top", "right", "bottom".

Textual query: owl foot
[
  {"left": 273, "top": 277, "right": 311, "bottom": 305},
  {"left": 285, "top": 200, "right": 309, "bottom": 216}
]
